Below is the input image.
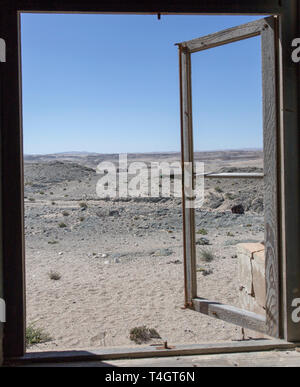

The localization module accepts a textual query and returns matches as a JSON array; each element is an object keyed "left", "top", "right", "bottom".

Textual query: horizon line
[{"left": 24, "top": 147, "right": 263, "bottom": 156}]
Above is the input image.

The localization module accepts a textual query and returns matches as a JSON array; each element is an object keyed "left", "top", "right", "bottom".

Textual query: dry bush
[
  {"left": 199, "top": 248, "right": 214, "bottom": 262},
  {"left": 48, "top": 270, "right": 61, "bottom": 281},
  {"left": 129, "top": 326, "right": 161, "bottom": 344},
  {"left": 26, "top": 324, "right": 51, "bottom": 348}
]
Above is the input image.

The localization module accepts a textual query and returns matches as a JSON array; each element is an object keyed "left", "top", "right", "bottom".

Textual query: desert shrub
[
  {"left": 48, "top": 270, "right": 61, "bottom": 280},
  {"left": 62, "top": 211, "right": 69, "bottom": 217},
  {"left": 79, "top": 202, "right": 87, "bottom": 209},
  {"left": 29, "top": 197, "right": 35, "bottom": 202},
  {"left": 215, "top": 186, "right": 223, "bottom": 193},
  {"left": 51, "top": 201, "right": 56, "bottom": 205},
  {"left": 196, "top": 228, "right": 208, "bottom": 235},
  {"left": 48, "top": 240, "right": 58, "bottom": 245},
  {"left": 58, "top": 222, "right": 67, "bottom": 228},
  {"left": 199, "top": 248, "right": 214, "bottom": 262},
  {"left": 26, "top": 325, "right": 51, "bottom": 348},
  {"left": 39, "top": 191, "right": 45, "bottom": 195},
  {"left": 79, "top": 216, "right": 85, "bottom": 222},
  {"left": 227, "top": 231, "right": 234, "bottom": 237},
  {"left": 197, "top": 267, "right": 213, "bottom": 276},
  {"left": 225, "top": 192, "right": 235, "bottom": 200},
  {"left": 129, "top": 326, "right": 161, "bottom": 344}
]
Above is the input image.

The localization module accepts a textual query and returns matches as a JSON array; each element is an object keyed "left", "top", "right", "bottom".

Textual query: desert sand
[{"left": 24, "top": 149, "right": 264, "bottom": 351}]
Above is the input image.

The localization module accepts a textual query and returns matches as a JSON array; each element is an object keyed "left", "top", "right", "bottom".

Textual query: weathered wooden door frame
[
  {"left": 178, "top": 17, "right": 281, "bottom": 337},
  {"left": 1, "top": 0, "right": 299, "bottom": 362}
]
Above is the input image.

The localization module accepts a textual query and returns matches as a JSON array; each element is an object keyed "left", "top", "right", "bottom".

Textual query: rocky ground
[{"left": 24, "top": 150, "right": 265, "bottom": 351}]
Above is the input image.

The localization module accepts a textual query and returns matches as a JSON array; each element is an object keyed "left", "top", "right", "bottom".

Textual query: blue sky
[{"left": 21, "top": 14, "right": 263, "bottom": 154}]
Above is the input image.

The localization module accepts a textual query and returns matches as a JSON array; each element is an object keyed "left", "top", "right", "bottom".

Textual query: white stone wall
[{"left": 237, "top": 242, "right": 266, "bottom": 338}]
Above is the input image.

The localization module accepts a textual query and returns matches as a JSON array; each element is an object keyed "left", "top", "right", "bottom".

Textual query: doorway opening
[{"left": 20, "top": 13, "right": 277, "bottom": 354}]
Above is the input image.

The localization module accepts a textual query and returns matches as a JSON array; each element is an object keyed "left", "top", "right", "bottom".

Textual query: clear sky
[{"left": 20, "top": 13, "right": 263, "bottom": 155}]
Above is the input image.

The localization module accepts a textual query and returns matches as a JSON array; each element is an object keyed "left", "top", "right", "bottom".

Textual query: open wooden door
[{"left": 178, "top": 17, "right": 281, "bottom": 338}]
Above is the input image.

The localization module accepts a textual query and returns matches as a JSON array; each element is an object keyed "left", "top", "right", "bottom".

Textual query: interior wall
[{"left": 0, "top": 4, "right": 4, "bottom": 369}]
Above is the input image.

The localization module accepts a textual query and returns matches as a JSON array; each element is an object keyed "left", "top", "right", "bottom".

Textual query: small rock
[
  {"left": 231, "top": 204, "right": 245, "bottom": 214},
  {"left": 202, "top": 269, "right": 213, "bottom": 276},
  {"left": 155, "top": 248, "right": 173, "bottom": 257},
  {"left": 101, "top": 253, "right": 108, "bottom": 258},
  {"left": 166, "top": 259, "right": 182, "bottom": 265},
  {"left": 58, "top": 252, "right": 63, "bottom": 255},
  {"left": 196, "top": 237, "right": 210, "bottom": 245},
  {"left": 109, "top": 210, "right": 119, "bottom": 216}
]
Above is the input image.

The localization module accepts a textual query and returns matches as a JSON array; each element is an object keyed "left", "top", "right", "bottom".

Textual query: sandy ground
[{"left": 24, "top": 150, "right": 264, "bottom": 351}]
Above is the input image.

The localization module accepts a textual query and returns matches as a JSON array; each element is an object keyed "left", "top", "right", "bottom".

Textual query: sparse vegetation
[
  {"left": 225, "top": 192, "right": 235, "bottom": 200},
  {"left": 197, "top": 267, "right": 213, "bottom": 276},
  {"left": 227, "top": 231, "right": 234, "bottom": 237},
  {"left": 22, "top": 149, "right": 265, "bottom": 349},
  {"left": 215, "top": 186, "right": 223, "bottom": 193},
  {"left": 26, "top": 324, "right": 51, "bottom": 348},
  {"left": 48, "top": 270, "right": 61, "bottom": 280},
  {"left": 196, "top": 228, "right": 208, "bottom": 235},
  {"left": 199, "top": 248, "right": 215, "bottom": 262},
  {"left": 39, "top": 191, "right": 45, "bottom": 195},
  {"left": 129, "top": 326, "right": 161, "bottom": 344},
  {"left": 48, "top": 240, "right": 58, "bottom": 245}
]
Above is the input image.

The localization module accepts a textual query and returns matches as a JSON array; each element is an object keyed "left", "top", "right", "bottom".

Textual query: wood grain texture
[
  {"left": 197, "top": 172, "right": 264, "bottom": 178},
  {"left": 179, "top": 47, "right": 197, "bottom": 305},
  {"left": 178, "top": 18, "right": 266, "bottom": 53},
  {"left": 261, "top": 17, "right": 280, "bottom": 338},
  {"left": 6, "top": 340, "right": 295, "bottom": 365},
  {"left": 278, "top": 0, "right": 300, "bottom": 342},
  {"left": 1, "top": 8, "right": 26, "bottom": 359},
  {"left": 0, "top": 10, "right": 4, "bottom": 369},
  {"left": 178, "top": 16, "right": 282, "bottom": 338},
  {"left": 193, "top": 298, "right": 266, "bottom": 333},
  {"left": 14, "top": 0, "right": 282, "bottom": 14}
]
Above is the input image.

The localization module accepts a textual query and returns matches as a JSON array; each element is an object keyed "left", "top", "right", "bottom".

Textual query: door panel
[{"left": 178, "top": 17, "right": 280, "bottom": 337}]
